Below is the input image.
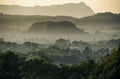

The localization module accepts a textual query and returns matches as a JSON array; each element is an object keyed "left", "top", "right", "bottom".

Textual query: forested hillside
[{"left": 0, "top": 44, "right": 120, "bottom": 79}]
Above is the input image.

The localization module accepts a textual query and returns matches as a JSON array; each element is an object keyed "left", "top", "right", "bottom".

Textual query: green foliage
[
  {"left": 91, "top": 44, "right": 120, "bottom": 79},
  {"left": 0, "top": 44, "right": 120, "bottom": 79},
  {"left": 0, "top": 51, "right": 21, "bottom": 79},
  {"left": 70, "top": 59, "right": 96, "bottom": 79}
]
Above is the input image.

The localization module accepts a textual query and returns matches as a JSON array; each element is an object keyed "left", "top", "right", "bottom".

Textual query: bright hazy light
[{"left": 0, "top": 0, "right": 120, "bottom": 13}]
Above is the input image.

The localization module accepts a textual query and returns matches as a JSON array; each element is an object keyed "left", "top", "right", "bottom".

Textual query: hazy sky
[{"left": 0, "top": 0, "right": 120, "bottom": 13}]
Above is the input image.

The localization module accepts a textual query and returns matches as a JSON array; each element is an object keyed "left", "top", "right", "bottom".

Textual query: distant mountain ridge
[
  {"left": 0, "top": 7, "right": 119, "bottom": 43},
  {"left": 0, "top": 12, "right": 120, "bottom": 33},
  {"left": 0, "top": 12, "right": 120, "bottom": 32},
  {"left": 0, "top": 2, "right": 94, "bottom": 18},
  {"left": 77, "top": 12, "right": 120, "bottom": 29}
]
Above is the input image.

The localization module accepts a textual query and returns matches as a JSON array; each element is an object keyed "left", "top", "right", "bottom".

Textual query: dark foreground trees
[
  {"left": 0, "top": 44, "right": 120, "bottom": 79},
  {"left": 0, "top": 51, "right": 21, "bottom": 79},
  {"left": 90, "top": 44, "right": 120, "bottom": 79}
]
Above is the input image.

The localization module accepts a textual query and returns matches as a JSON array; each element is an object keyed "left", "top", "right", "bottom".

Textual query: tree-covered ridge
[
  {"left": 27, "top": 21, "right": 86, "bottom": 34},
  {"left": 0, "top": 44, "right": 120, "bottom": 79}
]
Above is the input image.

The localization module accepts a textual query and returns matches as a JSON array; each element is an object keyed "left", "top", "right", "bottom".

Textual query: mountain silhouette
[
  {"left": 0, "top": 12, "right": 120, "bottom": 32},
  {"left": 27, "top": 21, "right": 87, "bottom": 34},
  {"left": 77, "top": 12, "right": 120, "bottom": 29},
  {"left": 0, "top": 2, "right": 94, "bottom": 18}
]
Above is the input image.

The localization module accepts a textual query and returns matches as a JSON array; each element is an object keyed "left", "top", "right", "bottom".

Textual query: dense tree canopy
[{"left": 0, "top": 44, "right": 119, "bottom": 79}]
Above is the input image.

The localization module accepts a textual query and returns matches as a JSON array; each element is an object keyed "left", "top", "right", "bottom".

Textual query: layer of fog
[{"left": 0, "top": 28, "right": 119, "bottom": 44}]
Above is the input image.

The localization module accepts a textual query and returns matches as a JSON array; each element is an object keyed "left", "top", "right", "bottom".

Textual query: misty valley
[
  {"left": 0, "top": 12, "right": 120, "bottom": 43},
  {"left": 0, "top": 2, "right": 120, "bottom": 79},
  {"left": 0, "top": 37, "right": 120, "bottom": 64}
]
